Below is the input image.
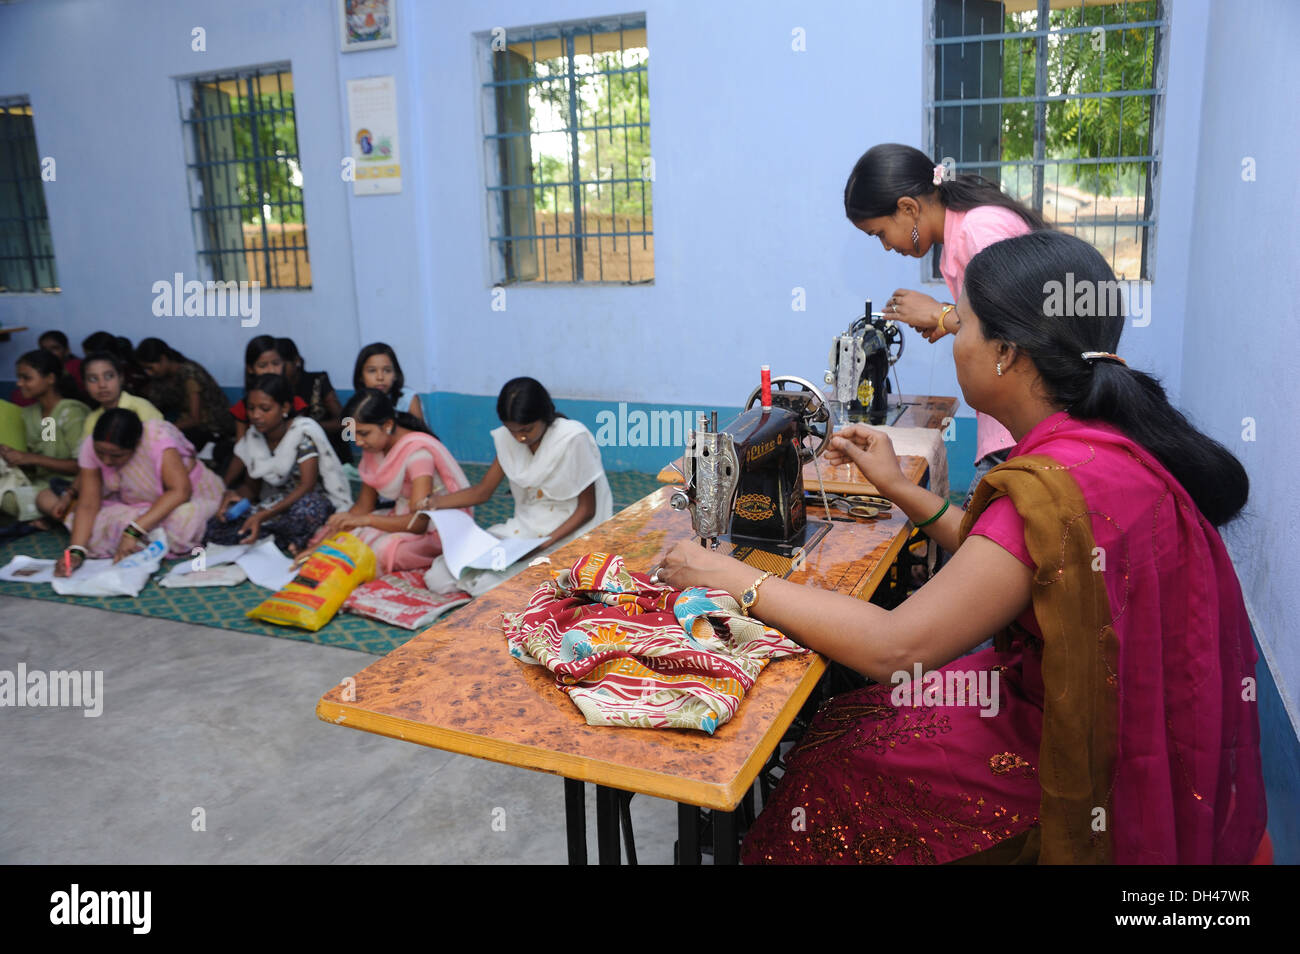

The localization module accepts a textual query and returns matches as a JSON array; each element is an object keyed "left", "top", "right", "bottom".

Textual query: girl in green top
[{"left": 0, "top": 349, "right": 89, "bottom": 520}]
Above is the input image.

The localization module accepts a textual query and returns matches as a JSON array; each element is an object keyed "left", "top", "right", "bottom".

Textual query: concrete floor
[{"left": 0, "top": 595, "right": 680, "bottom": 864}]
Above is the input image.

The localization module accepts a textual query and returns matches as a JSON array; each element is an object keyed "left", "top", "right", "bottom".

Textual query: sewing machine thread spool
[{"left": 760, "top": 365, "right": 772, "bottom": 412}]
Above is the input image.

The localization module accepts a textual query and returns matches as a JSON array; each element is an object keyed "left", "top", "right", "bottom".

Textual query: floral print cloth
[{"left": 502, "top": 552, "right": 808, "bottom": 734}]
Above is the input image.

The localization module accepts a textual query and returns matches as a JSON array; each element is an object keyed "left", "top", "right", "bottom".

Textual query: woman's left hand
[
  {"left": 238, "top": 512, "right": 264, "bottom": 541},
  {"left": 655, "top": 541, "right": 749, "bottom": 595},
  {"left": 113, "top": 532, "right": 144, "bottom": 563},
  {"left": 329, "top": 513, "right": 368, "bottom": 533},
  {"left": 885, "top": 289, "right": 947, "bottom": 342},
  {"left": 0, "top": 446, "right": 30, "bottom": 467}
]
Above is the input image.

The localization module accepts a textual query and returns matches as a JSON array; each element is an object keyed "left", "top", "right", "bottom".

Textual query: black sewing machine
[
  {"left": 669, "top": 373, "right": 832, "bottom": 556},
  {"left": 823, "top": 300, "right": 905, "bottom": 425}
]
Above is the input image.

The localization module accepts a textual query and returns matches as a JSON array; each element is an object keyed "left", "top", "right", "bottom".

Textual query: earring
[
  {"left": 996, "top": 362, "right": 1003, "bottom": 377},
  {"left": 282, "top": 412, "right": 289, "bottom": 419},
  {"left": 911, "top": 224, "right": 921, "bottom": 254}
]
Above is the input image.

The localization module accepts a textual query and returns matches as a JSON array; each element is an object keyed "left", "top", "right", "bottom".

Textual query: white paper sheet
[
  {"left": 0, "top": 556, "right": 57, "bottom": 583},
  {"left": 424, "top": 510, "right": 547, "bottom": 579},
  {"left": 234, "top": 538, "right": 297, "bottom": 590},
  {"left": 163, "top": 542, "right": 250, "bottom": 580}
]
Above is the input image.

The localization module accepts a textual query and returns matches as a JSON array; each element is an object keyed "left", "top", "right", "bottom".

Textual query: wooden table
[
  {"left": 657, "top": 394, "right": 958, "bottom": 495},
  {"left": 316, "top": 482, "right": 926, "bottom": 864}
]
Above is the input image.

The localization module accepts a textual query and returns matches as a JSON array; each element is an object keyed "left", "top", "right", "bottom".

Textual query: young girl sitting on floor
[
  {"left": 352, "top": 342, "right": 425, "bottom": 425},
  {"left": 302, "top": 388, "right": 468, "bottom": 574},
  {"left": 421, "top": 376, "right": 612, "bottom": 596},
  {"left": 206, "top": 375, "right": 352, "bottom": 555}
]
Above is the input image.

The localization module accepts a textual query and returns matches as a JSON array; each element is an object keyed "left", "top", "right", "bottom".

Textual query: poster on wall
[
  {"left": 340, "top": 0, "right": 397, "bottom": 52},
  {"left": 346, "top": 75, "right": 402, "bottom": 195}
]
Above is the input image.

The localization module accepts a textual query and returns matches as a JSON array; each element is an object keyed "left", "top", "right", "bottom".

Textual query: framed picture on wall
[{"left": 340, "top": 0, "right": 397, "bottom": 52}]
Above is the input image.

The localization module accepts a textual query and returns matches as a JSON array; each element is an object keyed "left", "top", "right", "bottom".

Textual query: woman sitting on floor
[
  {"left": 207, "top": 375, "right": 351, "bottom": 555},
  {"left": 0, "top": 349, "right": 90, "bottom": 523},
  {"left": 134, "top": 337, "right": 236, "bottom": 471},
  {"left": 656, "top": 231, "right": 1265, "bottom": 865},
  {"left": 302, "top": 388, "right": 469, "bottom": 574},
  {"left": 421, "top": 376, "right": 612, "bottom": 596},
  {"left": 55, "top": 408, "right": 225, "bottom": 573}
]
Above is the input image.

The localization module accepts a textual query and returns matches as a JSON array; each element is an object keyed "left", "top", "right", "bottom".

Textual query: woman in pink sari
[
  {"left": 308, "top": 389, "right": 469, "bottom": 574},
  {"left": 57, "top": 408, "right": 225, "bottom": 570},
  {"left": 658, "top": 231, "right": 1265, "bottom": 864}
]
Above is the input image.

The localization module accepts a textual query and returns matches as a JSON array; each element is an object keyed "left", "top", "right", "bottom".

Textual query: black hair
[
  {"left": 246, "top": 373, "right": 296, "bottom": 413},
  {"left": 844, "top": 143, "right": 1047, "bottom": 232},
  {"left": 342, "top": 388, "right": 434, "bottom": 439},
  {"left": 964, "top": 231, "right": 1248, "bottom": 526},
  {"left": 352, "top": 342, "right": 406, "bottom": 402},
  {"left": 496, "top": 377, "right": 561, "bottom": 425},
  {"left": 243, "top": 335, "right": 285, "bottom": 390},
  {"left": 92, "top": 407, "right": 144, "bottom": 450},
  {"left": 82, "top": 350, "right": 125, "bottom": 378},
  {"left": 276, "top": 337, "right": 302, "bottom": 367},
  {"left": 39, "top": 330, "right": 70, "bottom": 350},
  {"left": 135, "top": 337, "right": 186, "bottom": 365},
  {"left": 17, "top": 348, "right": 83, "bottom": 402}
]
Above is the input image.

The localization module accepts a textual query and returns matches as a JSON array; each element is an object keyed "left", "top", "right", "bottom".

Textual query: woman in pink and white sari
[
  {"left": 658, "top": 232, "right": 1265, "bottom": 865},
  {"left": 308, "top": 389, "right": 470, "bottom": 574}
]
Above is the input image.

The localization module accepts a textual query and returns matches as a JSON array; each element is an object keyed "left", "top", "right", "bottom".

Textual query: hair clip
[
  {"left": 932, "top": 164, "right": 945, "bottom": 186},
  {"left": 1081, "top": 351, "right": 1127, "bottom": 366}
]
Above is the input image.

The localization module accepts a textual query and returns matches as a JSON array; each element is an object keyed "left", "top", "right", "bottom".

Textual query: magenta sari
[{"left": 742, "top": 412, "right": 1265, "bottom": 864}]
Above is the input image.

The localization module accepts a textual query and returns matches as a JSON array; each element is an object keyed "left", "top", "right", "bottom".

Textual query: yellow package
[{"left": 247, "top": 532, "right": 376, "bottom": 632}]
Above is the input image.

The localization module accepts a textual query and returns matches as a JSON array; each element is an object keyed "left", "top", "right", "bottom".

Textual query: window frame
[
  {"left": 923, "top": 0, "right": 1167, "bottom": 283},
  {"left": 478, "top": 13, "right": 653, "bottom": 286},
  {"left": 0, "top": 95, "right": 59, "bottom": 294}
]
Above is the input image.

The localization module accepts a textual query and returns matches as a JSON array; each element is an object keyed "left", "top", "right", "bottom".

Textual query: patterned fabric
[
  {"left": 502, "top": 552, "right": 808, "bottom": 734},
  {"left": 205, "top": 490, "right": 334, "bottom": 554},
  {"left": 70, "top": 419, "right": 225, "bottom": 557},
  {"left": 343, "top": 570, "right": 471, "bottom": 629}
]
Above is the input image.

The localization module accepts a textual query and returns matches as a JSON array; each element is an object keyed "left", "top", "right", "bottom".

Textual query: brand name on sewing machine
[{"left": 744, "top": 435, "right": 782, "bottom": 463}]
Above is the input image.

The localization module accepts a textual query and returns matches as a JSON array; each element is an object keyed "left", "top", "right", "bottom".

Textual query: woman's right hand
[
  {"left": 219, "top": 490, "right": 243, "bottom": 514},
  {"left": 825, "top": 424, "right": 906, "bottom": 496},
  {"left": 53, "top": 549, "right": 83, "bottom": 578}
]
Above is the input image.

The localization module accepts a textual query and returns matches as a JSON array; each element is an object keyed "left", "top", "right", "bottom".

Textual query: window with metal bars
[
  {"left": 482, "top": 15, "right": 652, "bottom": 284},
  {"left": 0, "top": 97, "right": 58, "bottom": 293},
  {"left": 928, "top": 0, "right": 1164, "bottom": 280},
  {"left": 178, "top": 65, "right": 310, "bottom": 289}
]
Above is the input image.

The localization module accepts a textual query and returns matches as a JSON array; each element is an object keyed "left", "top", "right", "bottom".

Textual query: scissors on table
[{"left": 806, "top": 492, "right": 893, "bottom": 519}]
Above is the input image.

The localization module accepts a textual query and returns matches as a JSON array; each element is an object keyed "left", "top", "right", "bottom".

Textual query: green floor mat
[{"left": 0, "top": 467, "right": 665, "bottom": 656}]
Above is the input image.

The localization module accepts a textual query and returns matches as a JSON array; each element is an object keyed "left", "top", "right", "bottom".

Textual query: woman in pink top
[
  {"left": 656, "top": 232, "right": 1264, "bottom": 864},
  {"left": 843, "top": 143, "right": 1046, "bottom": 497}
]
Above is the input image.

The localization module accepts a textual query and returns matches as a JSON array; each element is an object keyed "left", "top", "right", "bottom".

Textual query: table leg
[
  {"left": 677, "top": 803, "right": 701, "bottom": 865},
  {"left": 564, "top": 778, "right": 587, "bottom": 865},
  {"left": 714, "top": 808, "right": 740, "bottom": 865},
  {"left": 595, "top": 784, "right": 622, "bottom": 865}
]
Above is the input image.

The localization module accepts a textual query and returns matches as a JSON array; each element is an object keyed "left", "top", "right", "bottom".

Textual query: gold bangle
[{"left": 936, "top": 304, "right": 955, "bottom": 335}]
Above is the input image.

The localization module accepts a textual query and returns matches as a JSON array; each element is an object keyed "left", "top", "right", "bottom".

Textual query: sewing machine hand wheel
[
  {"left": 882, "top": 320, "right": 905, "bottom": 365},
  {"left": 743, "top": 374, "right": 832, "bottom": 462}
]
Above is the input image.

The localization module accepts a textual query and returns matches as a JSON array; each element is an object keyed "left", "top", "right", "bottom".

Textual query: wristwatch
[{"left": 740, "top": 572, "right": 773, "bottom": 616}]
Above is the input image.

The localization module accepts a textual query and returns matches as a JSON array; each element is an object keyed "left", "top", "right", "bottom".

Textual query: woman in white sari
[
  {"left": 422, "top": 377, "right": 612, "bottom": 595},
  {"left": 205, "top": 375, "right": 351, "bottom": 554}
]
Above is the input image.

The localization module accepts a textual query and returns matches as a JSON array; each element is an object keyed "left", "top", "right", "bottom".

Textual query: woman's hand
[
  {"left": 885, "top": 289, "right": 950, "bottom": 343},
  {"left": 113, "top": 532, "right": 145, "bottom": 563},
  {"left": 655, "top": 541, "right": 751, "bottom": 596},
  {"left": 325, "top": 511, "right": 368, "bottom": 534},
  {"left": 0, "top": 446, "right": 30, "bottom": 467},
  {"left": 237, "top": 511, "right": 264, "bottom": 542},
  {"left": 54, "top": 549, "right": 84, "bottom": 578},
  {"left": 412, "top": 493, "right": 438, "bottom": 511},
  {"left": 824, "top": 424, "right": 906, "bottom": 497},
  {"left": 219, "top": 489, "right": 244, "bottom": 514}
]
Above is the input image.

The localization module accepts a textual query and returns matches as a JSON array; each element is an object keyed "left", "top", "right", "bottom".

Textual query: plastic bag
[
  {"left": 51, "top": 528, "right": 168, "bottom": 597},
  {"left": 246, "top": 532, "right": 375, "bottom": 631}
]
